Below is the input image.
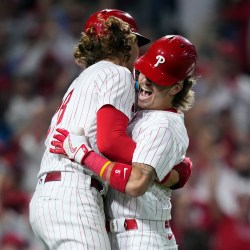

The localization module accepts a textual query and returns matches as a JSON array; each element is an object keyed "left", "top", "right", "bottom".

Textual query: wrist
[{"left": 75, "top": 146, "right": 93, "bottom": 165}]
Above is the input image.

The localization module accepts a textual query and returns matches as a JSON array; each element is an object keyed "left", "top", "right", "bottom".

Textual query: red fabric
[
  {"left": 212, "top": 216, "right": 250, "bottom": 250},
  {"left": 84, "top": 152, "right": 133, "bottom": 192},
  {"left": 109, "top": 162, "right": 132, "bottom": 193},
  {"left": 172, "top": 157, "right": 192, "bottom": 189},
  {"left": 165, "top": 108, "right": 177, "bottom": 113},
  {"left": 97, "top": 105, "right": 136, "bottom": 165},
  {"left": 1, "top": 233, "right": 28, "bottom": 247},
  {"left": 84, "top": 151, "right": 109, "bottom": 178}
]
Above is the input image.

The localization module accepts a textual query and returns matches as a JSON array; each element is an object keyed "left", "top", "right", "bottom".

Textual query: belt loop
[{"left": 109, "top": 218, "right": 127, "bottom": 233}]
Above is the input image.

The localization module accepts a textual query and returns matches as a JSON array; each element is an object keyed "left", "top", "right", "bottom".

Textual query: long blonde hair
[
  {"left": 74, "top": 16, "right": 137, "bottom": 68},
  {"left": 172, "top": 77, "right": 197, "bottom": 111}
]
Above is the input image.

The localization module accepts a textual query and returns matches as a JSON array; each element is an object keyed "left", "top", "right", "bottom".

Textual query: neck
[
  {"left": 165, "top": 107, "right": 177, "bottom": 113},
  {"left": 104, "top": 57, "right": 122, "bottom": 66}
]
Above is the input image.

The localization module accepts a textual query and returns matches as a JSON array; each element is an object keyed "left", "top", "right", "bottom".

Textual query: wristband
[
  {"left": 109, "top": 163, "right": 132, "bottom": 193},
  {"left": 100, "top": 161, "right": 111, "bottom": 178}
]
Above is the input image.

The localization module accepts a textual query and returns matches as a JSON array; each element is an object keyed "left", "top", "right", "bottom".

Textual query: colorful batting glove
[{"left": 50, "top": 128, "right": 93, "bottom": 164}]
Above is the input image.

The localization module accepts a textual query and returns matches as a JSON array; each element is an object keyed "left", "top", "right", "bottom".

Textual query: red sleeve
[{"left": 97, "top": 105, "right": 136, "bottom": 165}]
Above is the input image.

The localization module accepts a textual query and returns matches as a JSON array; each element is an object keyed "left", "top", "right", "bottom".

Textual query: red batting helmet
[
  {"left": 84, "top": 9, "right": 150, "bottom": 47},
  {"left": 134, "top": 35, "right": 198, "bottom": 86}
]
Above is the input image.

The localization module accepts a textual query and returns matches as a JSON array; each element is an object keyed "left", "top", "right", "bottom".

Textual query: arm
[
  {"left": 50, "top": 128, "right": 191, "bottom": 196},
  {"left": 96, "top": 105, "right": 135, "bottom": 164},
  {"left": 157, "top": 157, "right": 192, "bottom": 190},
  {"left": 92, "top": 69, "right": 187, "bottom": 187},
  {"left": 97, "top": 105, "right": 189, "bottom": 188},
  {"left": 84, "top": 151, "right": 191, "bottom": 195},
  {"left": 50, "top": 128, "right": 154, "bottom": 197},
  {"left": 159, "top": 170, "right": 180, "bottom": 188},
  {"left": 85, "top": 151, "right": 156, "bottom": 197}
]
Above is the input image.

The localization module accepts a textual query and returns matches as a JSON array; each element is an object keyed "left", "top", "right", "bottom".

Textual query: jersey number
[{"left": 56, "top": 89, "right": 74, "bottom": 125}]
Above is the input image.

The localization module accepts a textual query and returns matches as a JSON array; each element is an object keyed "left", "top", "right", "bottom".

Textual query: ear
[
  {"left": 123, "top": 55, "right": 130, "bottom": 62},
  {"left": 169, "top": 82, "right": 183, "bottom": 95}
]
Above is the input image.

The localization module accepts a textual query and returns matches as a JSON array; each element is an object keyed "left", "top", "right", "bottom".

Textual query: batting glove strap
[
  {"left": 74, "top": 145, "right": 93, "bottom": 165},
  {"left": 63, "top": 133, "right": 93, "bottom": 165}
]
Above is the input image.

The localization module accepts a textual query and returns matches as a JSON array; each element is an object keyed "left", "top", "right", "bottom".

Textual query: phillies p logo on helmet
[
  {"left": 134, "top": 35, "right": 198, "bottom": 86},
  {"left": 154, "top": 55, "right": 165, "bottom": 67}
]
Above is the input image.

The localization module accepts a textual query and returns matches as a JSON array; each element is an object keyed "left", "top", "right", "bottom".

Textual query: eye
[{"left": 146, "top": 78, "right": 153, "bottom": 83}]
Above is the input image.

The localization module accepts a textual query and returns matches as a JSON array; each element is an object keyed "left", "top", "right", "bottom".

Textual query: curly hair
[
  {"left": 74, "top": 16, "right": 137, "bottom": 68},
  {"left": 172, "top": 77, "right": 197, "bottom": 111}
]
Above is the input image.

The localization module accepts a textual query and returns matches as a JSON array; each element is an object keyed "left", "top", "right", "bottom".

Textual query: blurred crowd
[{"left": 0, "top": 0, "right": 249, "bottom": 249}]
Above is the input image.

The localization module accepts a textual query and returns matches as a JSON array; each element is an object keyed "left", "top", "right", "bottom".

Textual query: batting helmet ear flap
[
  {"left": 84, "top": 9, "right": 151, "bottom": 47},
  {"left": 134, "top": 35, "right": 198, "bottom": 86}
]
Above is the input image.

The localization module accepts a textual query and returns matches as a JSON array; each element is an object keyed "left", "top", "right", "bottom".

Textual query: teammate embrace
[{"left": 29, "top": 8, "right": 197, "bottom": 250}]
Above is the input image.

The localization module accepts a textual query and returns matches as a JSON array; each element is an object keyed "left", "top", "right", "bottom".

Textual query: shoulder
[
  {"left": 95, "top": 61, "right": 131, "bottom": 75},
  {"left": 136, "top": 110, "right": 184, "bottom": 126},
  {"left": 131, "top": 110, "right": 187, "bottom": 138},
  {"left": 88, "top": 62, "right": 132, "bottom": 84},
  {"left": 79, "top": 61, "right": 132, "bottom": 84}
]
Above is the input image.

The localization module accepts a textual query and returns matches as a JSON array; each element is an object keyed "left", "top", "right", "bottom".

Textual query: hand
[{"left": 50, "top": 128, "right": 93, "bottom": 164}]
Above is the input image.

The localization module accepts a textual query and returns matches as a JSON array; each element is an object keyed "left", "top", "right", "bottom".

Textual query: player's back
[{"left": 38, "top": 60, "right": 135, "bottom": 178}]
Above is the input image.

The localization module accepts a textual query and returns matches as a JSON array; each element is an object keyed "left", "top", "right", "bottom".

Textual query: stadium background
[{"left": 0, "top": 0, "right": 249, "bottom": 249}]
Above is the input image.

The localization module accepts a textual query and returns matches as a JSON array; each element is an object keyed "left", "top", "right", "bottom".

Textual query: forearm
[
  {"left": 158, "top": 169, "right": 179, "bottom": 188},
  {"left": 84, "top": 152, "right": 155, "bottom": 196},
  {"left": 125, "top": 163, "right": 156, "bottom": 196},
  {"left": 156, "top": 157, "right": 192, "bottom": 189},
  {"left": 84, "top": 151, "right": 132, "bottom": 193}
]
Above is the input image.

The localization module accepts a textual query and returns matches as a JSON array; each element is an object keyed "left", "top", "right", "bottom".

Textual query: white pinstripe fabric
[
  {"left": 109, "top": 228, "right": 178, "bottom": 250},
  {"left": 30, "top": 61, "right": 135, "bottom": 249},
  {"left": 39, "top": 61, "right": 135, "bottom": 179},
  {"left": 106, "top": 110, "right": 188, "bottom": 249},
  {"left": 130, "top": 110, "right": 188, "bottom": 181},
  {"left": 30, "top": 172, "right": 110, "bottom": 250}
]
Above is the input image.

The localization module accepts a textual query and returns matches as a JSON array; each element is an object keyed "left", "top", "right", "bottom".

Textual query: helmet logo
[{"left": 154, "top": 55, "right": 165, "bottom": 67}]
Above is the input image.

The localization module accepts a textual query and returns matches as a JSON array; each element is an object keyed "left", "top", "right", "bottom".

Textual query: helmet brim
[
  {"left": 134, "top": 33, "right": 151, "bottom": 47},
  {"left": 134, "top": 56, "right": 178, "bottom": 86}
]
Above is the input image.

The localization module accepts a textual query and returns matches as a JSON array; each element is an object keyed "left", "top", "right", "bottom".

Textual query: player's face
[{"left": 137, "top": 73, "right": 174, "bottom": 110}]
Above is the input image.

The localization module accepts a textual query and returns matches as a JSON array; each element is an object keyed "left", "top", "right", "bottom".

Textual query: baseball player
[
  {"left": 29, "top": 9, "right": 150, "bottom": 250},
  {"left": 50, "top": 35, "right": 197, "bottom": 249}
]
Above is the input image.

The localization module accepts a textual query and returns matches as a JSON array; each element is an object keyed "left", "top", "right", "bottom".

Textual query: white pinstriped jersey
[
  {"left": 38, "top": 61, "right": 135, "bottom": 184},
  {"left": 106, "top": 110, "right": 188, "bottom": 221}
]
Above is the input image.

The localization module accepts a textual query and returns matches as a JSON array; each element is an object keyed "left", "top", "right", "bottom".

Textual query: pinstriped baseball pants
[{"left": 29, "top": 172, "right": 111, "bottom": 250}]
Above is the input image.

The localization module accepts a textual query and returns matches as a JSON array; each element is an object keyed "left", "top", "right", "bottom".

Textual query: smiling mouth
[{"left": 139, "top": 86, "right": 152, "bottom": 99}]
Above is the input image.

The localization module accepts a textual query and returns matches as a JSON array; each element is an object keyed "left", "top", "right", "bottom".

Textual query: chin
[
  {"left": 138, "top": 102, "right": 151, "bottom": 110},
  {"left": 137, "top": 103, "right": 145, "bottom": 110}
]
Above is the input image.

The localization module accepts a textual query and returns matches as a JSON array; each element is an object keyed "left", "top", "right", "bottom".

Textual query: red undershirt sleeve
[{"left": 97, "top": 105, "right": 136, "bottom": 165}]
